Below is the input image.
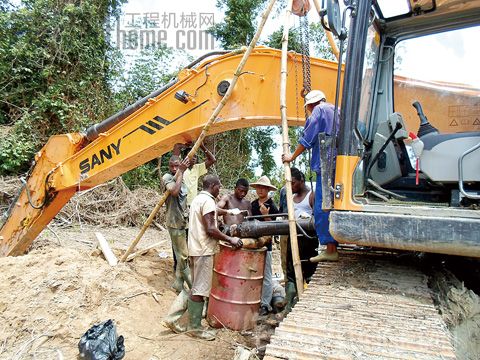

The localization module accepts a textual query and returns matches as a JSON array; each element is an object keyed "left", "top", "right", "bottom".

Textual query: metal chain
[
  {"left": 299, "top": 16, "right": 311, "bottom": 97},
  {"left": 293, "top": 53, "right": 300, "bottom": 123},
  {"left": 298, "top": 16, "right": 314, "bottom": 186}
]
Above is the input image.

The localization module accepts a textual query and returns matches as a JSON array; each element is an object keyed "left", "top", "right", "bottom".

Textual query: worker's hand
[
  {"left": 179, "top": 157, "right": 190, "bottom": 172},
  {"left": 260, "top": 203, "right": 269, "bottom": 215},
  {"left": 226, "top": 208, "right": 242, "bottom": 215},
  {"left": 229, "top": 237, "right": 243, "bottom": 249},
  {"left": 298, "top": 211, "right": 312, "bottom": 219},
  {"left": 282, "top": 153, "right": 293, "bottom": 163}
]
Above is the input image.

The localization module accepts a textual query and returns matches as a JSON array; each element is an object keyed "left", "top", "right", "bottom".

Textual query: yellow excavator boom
[{"left": 0, "top": 47, "right": 339, "bottom": 256}]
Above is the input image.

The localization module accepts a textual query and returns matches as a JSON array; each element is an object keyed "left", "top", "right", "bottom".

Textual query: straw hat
[
  {"left": 250, "top": 175, "right": 277, "bottom": 191},
  {"left": 304, "top": 90, "right": 326, "bottom": 107}
]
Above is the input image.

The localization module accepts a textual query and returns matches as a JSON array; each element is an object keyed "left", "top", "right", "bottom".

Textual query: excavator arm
[{"left": 0, "top": 47, "right": 339, "bottom": 256}]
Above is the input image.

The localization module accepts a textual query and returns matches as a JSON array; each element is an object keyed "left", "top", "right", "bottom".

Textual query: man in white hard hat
[{"left": 282, "top": 89, "right": 340, "bottom": 262}]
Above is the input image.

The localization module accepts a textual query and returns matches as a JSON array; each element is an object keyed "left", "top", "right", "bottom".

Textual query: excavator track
[{"left": 265, "top": 251, "right": 456, "bottom": 360}]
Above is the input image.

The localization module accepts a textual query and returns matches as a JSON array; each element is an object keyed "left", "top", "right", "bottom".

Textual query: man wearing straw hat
[
  {"left": 282, "top": 89, "right": 340, "bottom": 262},
  {"left": 250, "top": 175, "right": 280, "bottom": 316}
]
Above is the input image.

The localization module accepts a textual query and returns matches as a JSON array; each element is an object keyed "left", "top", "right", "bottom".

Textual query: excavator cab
[
  {"left": 362, "top": 15, "right": 480, "bottom": 207},
  {"left": 324, "top": 0, "right": 480, "bottom": 257}
]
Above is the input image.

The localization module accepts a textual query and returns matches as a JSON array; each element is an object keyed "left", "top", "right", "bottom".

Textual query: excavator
[
  {"left": 1, "top": 0, "right": 479, "bottom": 357},
  {"left": 1, "top": 1, "right": 479, "bottom": 258}
]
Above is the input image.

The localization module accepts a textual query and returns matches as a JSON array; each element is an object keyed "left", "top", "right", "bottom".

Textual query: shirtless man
[{"left": 217, "top": 178, "right": 251, "bottom": 225}]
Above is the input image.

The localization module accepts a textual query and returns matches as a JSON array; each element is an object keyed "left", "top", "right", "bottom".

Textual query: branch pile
[{"left": 0, "top": 177, "right": 166, "bottom": 228}]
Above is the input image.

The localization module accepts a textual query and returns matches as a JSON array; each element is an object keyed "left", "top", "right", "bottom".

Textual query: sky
[
  {"left": 395, "top": 26, "right": 480, "bottom": 88},
  {"left": 113, "top": 0, "right": 224, "bottom": 57},
  {"left": 112, "top": 0, "right": 319, "bottom": 57}
]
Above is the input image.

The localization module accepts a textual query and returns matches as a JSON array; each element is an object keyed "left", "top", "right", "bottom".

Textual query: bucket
[{"left": 207, "top": 241, "right": 266, "bottom": 331}]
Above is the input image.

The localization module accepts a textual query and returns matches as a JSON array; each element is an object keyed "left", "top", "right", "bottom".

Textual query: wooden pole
[
  {"left": 280, "top": 0, "right": 304, "bottom": 296},
  {"left": 312, "top": 0, "right": 340, "bottom": 61},
  {"left": 120, "top": 0, "right": 277, "bottom": 262},
  {"left": 126, "top": 241, "right": 166, "bottom": 262}
]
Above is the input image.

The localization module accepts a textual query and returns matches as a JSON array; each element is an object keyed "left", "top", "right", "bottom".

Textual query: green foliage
[
  {"left": 309, "top": 22, "right": 344, "bottom": 61},
  {"left": 0, "top": 132, "right": 36, "bottom": 174},
  {"left": 247, "top": 127, "right": 277, "bottom": 177},
  {"left": 209, "top": 130, "right": 255, "bottom": 188},
  {"left": 0, "top": 0, "right": 125, "bottom": 174},
  {"left": 121, "top": 161, "right": 161, "bottom": 190},
  {"left": 113, "top": 46, "right": 192, "bottom": 107},
  {"left": 265, "top": 26, "right": 303, "bottom": 53},
  {"left": 208, "top": 0, "right": 265, "bottom": 48},
  {"left": 208, "top": 127, "right": 278, "bottom": 190}
]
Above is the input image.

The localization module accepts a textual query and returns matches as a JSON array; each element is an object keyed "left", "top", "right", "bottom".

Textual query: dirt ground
[
  {"left": 0, "top": 225, "right": 255, "bottom": 360},
  {"left": 1, "top": 223, "right": 479, "bottom": 359},
  {"left": 430, "top": 268, "right": 480, "bottom": 360}
]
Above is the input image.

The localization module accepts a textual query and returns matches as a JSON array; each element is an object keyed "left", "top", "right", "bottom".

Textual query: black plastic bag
[{"left": 78, "top": 319, "right": 125, "bottom": 360}]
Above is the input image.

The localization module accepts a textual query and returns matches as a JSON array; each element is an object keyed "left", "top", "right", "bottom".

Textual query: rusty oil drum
[{"left": 207, "top": 241, "right": 266, "bottom": 331}]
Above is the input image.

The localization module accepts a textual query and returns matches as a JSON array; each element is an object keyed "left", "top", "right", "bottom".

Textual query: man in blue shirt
[{"left": 282, "top": 90, "right": 340, "bottom": 262}]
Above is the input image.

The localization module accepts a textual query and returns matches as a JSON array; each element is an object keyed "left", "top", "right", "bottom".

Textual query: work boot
[
  {"left": 309, "top": 250, "right": 339, "bottom": 263},
  {"left": 258, "top": 305, "right": 269, "bottom": 317},
  {"left": 171, "top": 267, "right": 184, "bottom": 293},
  {"left": 284, "top": 281, "right": 297, "bottom": 313},
  {"left": 202, "top": 297, "right": 209, "bottom": 318},
  {"left": 187, "top": 299, "right": 216, "bottom": 341},
  {"left": 171, "top": 277, "right": 184, "bottom": 294},
  {"left": 164, "top": 290, "right": 188, "bottom": 333},
  {"left": 181, "top": 267, "right": 192, "bottom": 289}
]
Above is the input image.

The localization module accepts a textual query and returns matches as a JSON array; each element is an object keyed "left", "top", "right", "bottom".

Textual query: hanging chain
[
  {"left": 298, "top": 16, "right": 314, "bottom": 186},
  {"left": 299, "top": 15, "right": 311, "bottom": 98},
  {"left": 293, "top": 53, "right": 300, "bottom": 123}
]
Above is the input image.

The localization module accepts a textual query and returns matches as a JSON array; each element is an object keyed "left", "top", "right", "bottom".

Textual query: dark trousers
[{"left": 286, "top": 235, "right": 318, "bottom": 284}]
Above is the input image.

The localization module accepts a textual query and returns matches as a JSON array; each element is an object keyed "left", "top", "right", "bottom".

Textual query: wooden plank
[{"left": 95, "top": 232, "right": 118, "bottom": 266}]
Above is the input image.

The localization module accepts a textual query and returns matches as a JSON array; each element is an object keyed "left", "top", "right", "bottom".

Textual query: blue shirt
[{"left": 298, "top": 102, "right": 339, "bottom": 173}]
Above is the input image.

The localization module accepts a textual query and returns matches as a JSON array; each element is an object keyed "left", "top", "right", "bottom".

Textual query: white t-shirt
[
  {"left": 188, "top": 191, "right": 218, "bottom": 256},
  {"left": 184, "top": 162, "right": 207, "bottom": 206}
]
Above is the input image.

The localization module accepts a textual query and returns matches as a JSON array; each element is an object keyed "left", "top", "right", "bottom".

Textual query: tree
[
  {"left": 265, "top": 26, "right": 303, "bottom": 53},
  {"left": 206, "top": 0, "right": 282, "bottom": 186},
  {"left": 208, "top": 0, "right": 265, "bottom": 49},
  {"left": 0, "top": 0, "right": 126, "bottom": 174},
  {"left": 114, "top": 46, "right": 192, "bottom": 107},
  {"left": 309, "top": 22, "right": 342, "bottom": 61}
]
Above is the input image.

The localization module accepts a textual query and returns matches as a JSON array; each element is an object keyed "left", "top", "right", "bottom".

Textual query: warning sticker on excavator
[{"left": 449, "top": 119, "right": 458, "bottom": 126}]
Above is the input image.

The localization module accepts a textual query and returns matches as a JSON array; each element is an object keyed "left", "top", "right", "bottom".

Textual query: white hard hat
[{"left": 304, "top": 90, "right": 326, "bottom": 107}]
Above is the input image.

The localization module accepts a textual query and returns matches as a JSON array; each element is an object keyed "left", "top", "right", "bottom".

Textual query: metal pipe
[
  {"left": 230, "top": 219, "right": 315, "bottom": 238},
  {"left": 84, "top": 50, "right": 231, "bottom": 143},
  {"left": 184, "top": 50, "right": 230, "bottom": 69},
  {"left": 85, "top": 78, "right": 177, "bottom": 142}
]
